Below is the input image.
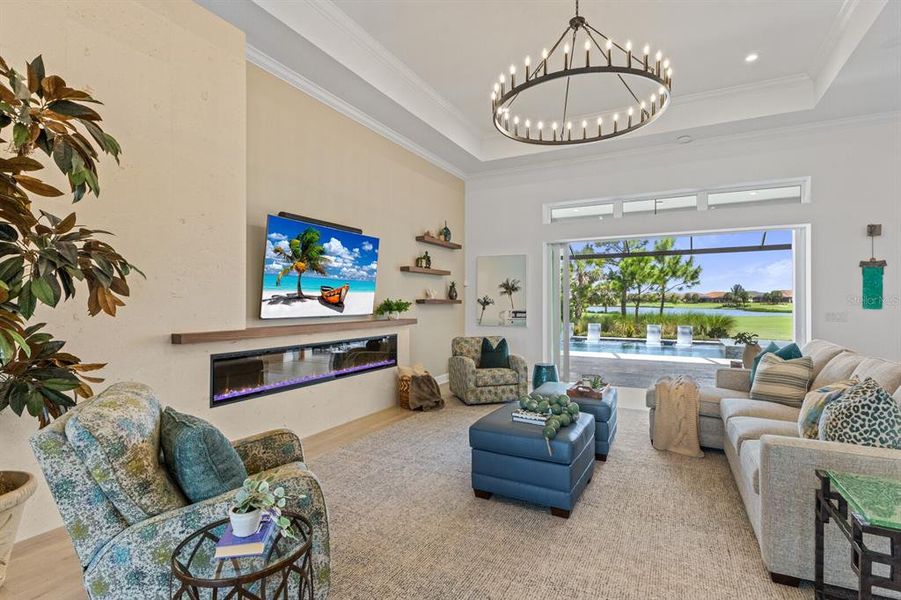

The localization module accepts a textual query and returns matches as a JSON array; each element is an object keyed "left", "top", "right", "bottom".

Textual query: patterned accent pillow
[
  {"left": 797, "top": 377, "right": 857, "bottom": 439},
  {"left": 65, "top": 383, "right": 187, "bottom": 524},
  {"left": 750, "top": 342, "right": 802, "bottom": 383},
  {"left": 819, "top": 377, "right": 901, "bottom": 449},
  {"left": 750, "top": 353, "right": 813, "bottom": 407}
]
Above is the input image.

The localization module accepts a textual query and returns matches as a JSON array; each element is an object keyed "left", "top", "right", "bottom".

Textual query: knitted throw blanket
[{"left": 652, "top": 376, "right": 704, "bottom": 458}]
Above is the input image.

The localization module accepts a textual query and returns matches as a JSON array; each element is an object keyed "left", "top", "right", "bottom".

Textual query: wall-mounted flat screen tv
[{"left": 261, "top": 214, "right": 380, "bottom": 319}]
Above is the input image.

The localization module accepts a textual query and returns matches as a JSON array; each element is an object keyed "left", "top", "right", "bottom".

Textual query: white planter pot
[
  {"left": 0, "top": 471, "right": 37, "bottom": 588},
  {"left": 229, "top": 507, "right": 262, "bottom": 538},
  {"left": 387, "top": 312, "right": 399, "bottom": 320},
  {"left": 742, "top": 343, "right": 762, "bottom": 369}
]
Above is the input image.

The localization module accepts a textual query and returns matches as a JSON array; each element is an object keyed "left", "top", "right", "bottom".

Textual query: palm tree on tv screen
[{"left": 274, "top": 227, "right": 329, "bottom": 300}]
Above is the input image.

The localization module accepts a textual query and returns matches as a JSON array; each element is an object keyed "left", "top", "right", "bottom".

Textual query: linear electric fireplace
[{"left": 210, "top": 334, "right": 397, "bottom": 406}]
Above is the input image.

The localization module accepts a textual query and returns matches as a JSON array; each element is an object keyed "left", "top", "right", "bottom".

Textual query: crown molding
[
  {"left": 252, "top": 0, "right": 483, "bottom": 157},
  {"left": 246, "top": 45, "right": 467, "bottom": 180},
  {"left": 469, "top": 111, "right": 901, "bottom": 181}
]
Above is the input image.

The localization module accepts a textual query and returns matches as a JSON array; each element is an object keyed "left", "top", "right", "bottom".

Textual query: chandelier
[{"left": 490, "top": 0, "right": 673, "bottom": 145}]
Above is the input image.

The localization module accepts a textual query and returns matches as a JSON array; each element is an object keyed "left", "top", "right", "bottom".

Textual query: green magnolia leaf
[
  {"left": 12, "top": 122, "right": 28, "bottom": 147},
  {"left": 18, "top": 281, "right": 36, "bottom": 318},
  {"left": 47, "top": 100, "right": 101, "bottom": 121},
  {"left": 30, "top": 277, "right": 56, "bottom": 306},
  {"left": 25, "top": 388, "right": 44, "bottom": 416}
]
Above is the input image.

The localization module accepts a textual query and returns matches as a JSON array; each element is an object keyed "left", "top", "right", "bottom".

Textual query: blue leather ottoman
[
  {"left": 534, "top": 382, "right": 618, "bottom": 461},
  {"left": 469, "top": 403, "right": 595, "bottom": 518}
]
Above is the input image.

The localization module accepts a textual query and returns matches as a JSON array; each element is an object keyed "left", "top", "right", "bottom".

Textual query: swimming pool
[{"left": 568, "top": 337, "right": 731, "bottom": 359}]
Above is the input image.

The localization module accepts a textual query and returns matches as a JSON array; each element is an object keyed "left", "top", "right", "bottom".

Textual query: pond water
[{"left": 586, "top": 306, "right": 789, "bottom": 318}]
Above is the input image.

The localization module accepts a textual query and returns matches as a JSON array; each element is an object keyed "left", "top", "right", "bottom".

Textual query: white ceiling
[{"left": 198, "top": 0, "right": 900, "bottom": 176}]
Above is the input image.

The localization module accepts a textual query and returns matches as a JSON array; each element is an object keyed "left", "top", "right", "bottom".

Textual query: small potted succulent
[
  {"left": 375, "top": 298, "right": 412, "bottom": 320},
  {"left": 732, "top": 331, "right": 762, "bottom": 368},
  {"left": 230, "top": 474, "right": 298, "bottom": 539}
]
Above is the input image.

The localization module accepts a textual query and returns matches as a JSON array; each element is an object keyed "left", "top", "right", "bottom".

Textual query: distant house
[
  {"left": 699, "top": 291, "right": 727, "bottom": 302},
  {"left": 779, "top": 290, "right": 793, "bottom": 303}
]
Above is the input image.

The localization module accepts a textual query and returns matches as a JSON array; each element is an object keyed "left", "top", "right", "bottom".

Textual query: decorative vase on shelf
[
  {"left": 742, "top": 343, "right": 762, "bottom": 369},
  {"left": 0, "top": 471, "right": 36, "bottom": 588},
  {"left": 439, "top": 221, "right": 452, "bottom": 242},
  {"left": 229, "top": 507, "right": 262, "bottom": 538},
  {"left": 447, "top": 282, "right": 458, "bottom": 300},
  {"left": 415, "top": 256, "right": 425, "bottom": 268},
  {"left": 387, "top": 312, "right": 399, "bottom": 320}
]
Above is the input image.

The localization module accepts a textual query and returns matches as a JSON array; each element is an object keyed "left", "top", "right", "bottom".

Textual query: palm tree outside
[
  {"left": 498, "top": 278, "right": 522, "bottom": 310},
  {"left": 274, "top": 227, "right": 330, "bottom": 301}
]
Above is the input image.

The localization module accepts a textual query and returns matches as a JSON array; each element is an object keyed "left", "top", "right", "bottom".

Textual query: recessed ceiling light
[
  {"left": 745, "top": 53, "right": 759, "bottom": 63},
  {"left": 676, "top": 135, "right": 693, "bottom": 144}
]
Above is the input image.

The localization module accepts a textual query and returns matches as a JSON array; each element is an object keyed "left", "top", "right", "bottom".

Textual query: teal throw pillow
[
  {"left": 819, "top": 377, "right": 901, "bottom": 449},
  {"left": 750, "top": 342, "right": 802, "bottom": 383},
  {"left": 161, "top": 407, "right": 248, "bottom": 503},
  {"left": 479, "top": 337, "right": 510, "bottom": 369}
]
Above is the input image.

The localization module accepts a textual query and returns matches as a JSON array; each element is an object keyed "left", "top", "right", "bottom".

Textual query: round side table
[
  {"left": 170, "top": 511, "right": 313, "bottom": 600},
  {"left": 532, "top": 362, "right": 559, "bottom": 389}
]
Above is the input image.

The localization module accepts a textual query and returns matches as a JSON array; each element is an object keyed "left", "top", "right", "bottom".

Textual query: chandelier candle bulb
[
  {"left": 585, "top": 40, "right": 591, "bottom": 66},
  {"left": 655, "top": 50, "right": 662, "bottom": 74},
  {"left": 566, "top": 121, "right": 572, "bottom": 141},
  {"left": 542, "top": 48, "right": 549, "bottom": 75},
  {"left": 525, "top": 55, "right": 531, "bottom": 79},
  {"left": 525, "top": 119, "right": 531, "bottom": 138},
  {"left": 627, "top": 106, "right": 634, "bottom": 128},
  {"left": 538, "top": 120, "right": 543, "bottom": 140},
  {"left": 564, "top": 43, "right": 570, "bottom": 69},
  {"left": 552, "top": 121, "right": 558, "bottom": 141},
  {"left": 640, "top": 101, "right": 647, "bottom": 121},
  {"left": 626, "top": 41, "right": 632, "bottom": 68},
  {"left": 513, "top": 115, "right": 519, "bottom": 136},
  {"left": 613, "top": 113, "right": 619, "bottom": 133},
  {"left": 581, "top": 119, "right": 587, "bottom": 139},
  {"left": 597, "top": 117, "right": 603, "bottom": 136},
  {"left": 510, "top": 64, "right": 516, "bottom": 87},
  {"left": 606, "top": 39, "right": 613, "bottom": 65},
  {"left": 643, "top": 44, "right": 650, "bottom": 70}
]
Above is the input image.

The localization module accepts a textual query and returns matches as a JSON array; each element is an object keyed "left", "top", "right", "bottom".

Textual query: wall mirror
[{"left": 476, "top": 255, "right": 526, "bottom": 327}]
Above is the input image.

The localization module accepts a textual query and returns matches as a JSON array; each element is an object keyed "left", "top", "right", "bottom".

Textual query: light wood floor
[{"left": 0, "top": 403, "right": 416, "bottom": 600}]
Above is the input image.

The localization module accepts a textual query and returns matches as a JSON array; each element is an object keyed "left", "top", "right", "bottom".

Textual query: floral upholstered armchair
[
  {"left": 448, "top": 336, "right": 528, "bottom": 404},
  {"left": 30, "top": 383, "right": 330, "bottom": 600}
]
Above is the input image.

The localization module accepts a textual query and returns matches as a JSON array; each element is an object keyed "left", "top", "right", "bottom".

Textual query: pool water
[{"left": 569, "top": 338, "right": 729, "bottom": 359}]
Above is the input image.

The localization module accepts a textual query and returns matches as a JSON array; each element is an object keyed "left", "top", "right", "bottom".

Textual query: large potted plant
[
  {"left": 0, "top": 54, "right": 139, "bottom": 585},
  {"left": 732, "top": 331, "right": 761, "bottom": 368}
]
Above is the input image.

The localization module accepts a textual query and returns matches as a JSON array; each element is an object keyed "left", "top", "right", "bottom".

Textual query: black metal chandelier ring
[{"left": 489, "top": 1, "right": 674, "bottom": 146}]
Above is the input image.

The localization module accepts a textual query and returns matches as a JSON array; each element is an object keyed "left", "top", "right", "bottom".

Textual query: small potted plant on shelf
[
  {"left": 230, "top": 474, "right": 298, "bottom": 539},
  {"left": 732, "top": 331, "right": 762, "bottom": 368},
  {"left": 375, "top": 298, "right": 412, "bottom": 320}
]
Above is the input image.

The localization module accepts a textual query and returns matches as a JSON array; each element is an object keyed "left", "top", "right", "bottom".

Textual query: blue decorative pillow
[
  {"left": 751, "top": 342, "right": 802, "bottom": 383},
  {"left": 160, "top": 407, "right": 248, "bottom": 503},
  {"left": 479, "top": 337, "right": 510, "bottom": 369},
  {"left": 819, "top": 377, "right": 901, "bottom": 449}
]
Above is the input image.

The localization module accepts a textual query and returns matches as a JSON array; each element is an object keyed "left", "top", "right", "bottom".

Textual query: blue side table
[{"left": 532, "top": 362, "right": 559, "bottom": 389}]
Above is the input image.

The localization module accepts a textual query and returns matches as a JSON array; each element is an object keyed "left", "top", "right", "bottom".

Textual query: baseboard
[{"left": 435, "top": 373, "right": 449, "bottom": 385}]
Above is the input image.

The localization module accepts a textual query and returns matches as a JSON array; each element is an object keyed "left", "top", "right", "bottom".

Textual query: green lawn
[
  {"left": 730, "top": 315, "right": 793, "bottom": 341},
  {"left": 660, "top": 302, "right": 793, "bottom": 313}
]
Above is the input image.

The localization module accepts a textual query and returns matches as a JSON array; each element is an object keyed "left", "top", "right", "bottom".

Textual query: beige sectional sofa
[{"left": 646, "top": 339, "right": 901, "bottom": 592}]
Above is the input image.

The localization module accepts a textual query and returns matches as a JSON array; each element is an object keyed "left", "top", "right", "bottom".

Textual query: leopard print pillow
[{"left": 819, "top": 377, "right": 901, "bottom": 449}]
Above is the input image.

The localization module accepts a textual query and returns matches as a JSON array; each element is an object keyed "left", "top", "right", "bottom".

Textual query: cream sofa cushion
[
  {"left": 811, "top": 351, "right": 865, "bottom": 389},
  {"left": 800, "top": 339, "right": 847, "bottom": 381},
  {"left": 850, "top": 357, "right": 901, "bottom": 396},
  {"left": 726, "top": 416, "right": 799, "bottom": 452},
  {"left": 720, "top": 398, "right": 801, "bottom": 424}
]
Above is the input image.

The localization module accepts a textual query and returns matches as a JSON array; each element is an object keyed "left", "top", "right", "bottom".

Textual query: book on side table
[{"left": 215, "top": 514, "right": 276, "bottom": 559}]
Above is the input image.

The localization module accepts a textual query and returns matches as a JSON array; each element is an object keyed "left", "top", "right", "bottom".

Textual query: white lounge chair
[
  {"left": 587, "top": 323, "right": 601, "bottom": 343},
  {"left": 646, "top": 324, "right": 662, "bottom": 346},
  {"left": 675, "top": 325, "right": 693, "bottom": 348}
]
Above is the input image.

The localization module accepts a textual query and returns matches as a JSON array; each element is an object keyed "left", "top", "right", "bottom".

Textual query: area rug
[{"left": 310, "top": 399, "right": 811, "bottom": 599}]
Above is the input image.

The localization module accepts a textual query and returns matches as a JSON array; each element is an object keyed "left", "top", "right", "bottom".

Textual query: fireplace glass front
[{"left": 210, "top": 334, "right": 397, "bottom": 406}]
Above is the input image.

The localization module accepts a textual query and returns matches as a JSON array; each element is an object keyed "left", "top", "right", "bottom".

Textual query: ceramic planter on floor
[
  {"left": 0, "top": 471, "right": 37, "bottom": 588},
  {"left": 742, "top": 343, "right": 762, "bottom": 368}
]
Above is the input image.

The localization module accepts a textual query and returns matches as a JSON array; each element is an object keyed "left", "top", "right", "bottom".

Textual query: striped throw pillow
[{"left": 750, "top": 353, "right": 813, "bottom": 407}]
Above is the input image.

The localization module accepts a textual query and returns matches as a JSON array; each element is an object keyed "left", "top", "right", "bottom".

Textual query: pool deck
[{"left": 568, "top": 352, "right": 724, "bottom": 389}]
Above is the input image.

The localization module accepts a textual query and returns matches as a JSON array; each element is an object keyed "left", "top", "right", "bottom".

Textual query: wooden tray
[{"left": 566, "top": 383, "right": 610, "bottom": 400}]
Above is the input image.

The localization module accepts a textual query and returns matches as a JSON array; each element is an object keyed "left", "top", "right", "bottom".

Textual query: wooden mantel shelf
[{"left": 171, "top": 318, "right": 417, "bottom": 345}]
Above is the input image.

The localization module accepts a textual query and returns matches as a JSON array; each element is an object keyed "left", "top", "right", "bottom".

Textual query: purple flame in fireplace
[{"left": 213, "top": 358, "right": 397, "bottom": 403}]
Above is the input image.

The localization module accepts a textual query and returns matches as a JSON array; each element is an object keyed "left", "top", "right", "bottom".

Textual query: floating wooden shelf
[
  {"left": 400, "top": 266, "right": 451, "bottom": 276},
  {"left": 415, "top": 235, "right": 462, "bottom": 250},
  {"left": 171, "top": 318, "right": 417, "bottom": 345},
  {"left": 415, "top": 299, "right": 462, "bottom": 305}
]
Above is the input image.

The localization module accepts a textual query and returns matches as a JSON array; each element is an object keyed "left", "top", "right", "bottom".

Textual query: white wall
[{"left": 465, "top": 115, "right": 901, "bottom": 364}]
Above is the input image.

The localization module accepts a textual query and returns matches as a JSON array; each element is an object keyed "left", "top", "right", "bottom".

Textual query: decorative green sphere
[
  {"left": 567, "top": 402, "right": 580, "bottom": 415},
  {"left": 542, "top": 425, "right": 556, "bottom": 439},
  {"left": 557, "top": 395, "right": 569, "bottom": 405},
  {"left": 547, "top": 417, "right": 561, "bottom": 431},
  {"left": 537, "top": 400, "right": 550, "bottom": 413},
  {"left": 526, "top": 400, "right": 539, "bottom": 412},
  {"left": 519, "top": 397, "right": 530, "bottom": 409},
  {"left": 551, "top": 404, "right": 563, "bottom": 415},
  {"left": 559, "top": 412, "right": 572, "bottom": 427}
]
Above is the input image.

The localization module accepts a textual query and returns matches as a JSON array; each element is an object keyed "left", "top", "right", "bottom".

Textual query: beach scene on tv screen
[{"left": 261, "top": 215, "right": 379, "bottom": 319}]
